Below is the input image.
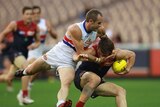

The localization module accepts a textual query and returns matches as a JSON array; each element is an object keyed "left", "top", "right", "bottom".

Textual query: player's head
[
  {"left": 32, "top": 5, "right": 41, "bottom": 22},
  {"left": 98, "top": 36, "right": 114, "bottom": 57},
  {"left": 22, "top": 6, "right": 33, "bottom": 23},
  {"left": 85, "top": 9, "right": 103, "bottom": 31}
]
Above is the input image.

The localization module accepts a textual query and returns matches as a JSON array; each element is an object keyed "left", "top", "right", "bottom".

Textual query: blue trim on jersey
[
  {"left": 83, "top": 20, "right": 92, "bottom": 34},
  {"left": 63, "top": 40, "right": 76, "bottom": 51}
]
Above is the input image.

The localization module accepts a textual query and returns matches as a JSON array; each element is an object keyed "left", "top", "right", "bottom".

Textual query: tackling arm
[{"left": 69, "top": 24, "right": 104, "bottom": 63}]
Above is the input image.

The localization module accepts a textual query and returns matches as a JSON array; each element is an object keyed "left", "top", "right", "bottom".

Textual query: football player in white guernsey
[
  {"left": 17, "top": 6, "right": 57, "bottom": 106},
  {"left": 15, "top": 9, "right": 107, "bottom": 107}
]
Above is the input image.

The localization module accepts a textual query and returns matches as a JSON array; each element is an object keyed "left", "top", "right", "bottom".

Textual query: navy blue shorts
[
  {"left": 74, "top": 61, "right": 111, "bottom": 98},
  {"left": 74, "top": 70, "right": 105, "bottom": 98},
  {"left": 7, "top": 48, "right": 28, "bottom": 64}
]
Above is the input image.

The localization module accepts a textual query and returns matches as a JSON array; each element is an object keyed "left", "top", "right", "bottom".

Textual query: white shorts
[
  {"left": 42, "top": 41, "right": 76, "bottom": 71},
  {"left": 27, "top": 44, "right": 52, "bottom": 60}
]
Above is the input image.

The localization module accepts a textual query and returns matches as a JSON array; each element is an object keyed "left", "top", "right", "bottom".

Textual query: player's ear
[{"left": 112, "top": 50, "right": 115, "bottom": 53}]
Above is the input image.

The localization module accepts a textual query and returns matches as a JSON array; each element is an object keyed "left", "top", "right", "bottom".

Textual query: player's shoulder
[
  {"left": 68, "top": 23, "right": 79, "bottom": 30},
  {"left": 10, "top": 21, "right": 17, "bottom": 25},
  {"left": 68, "top": 23, "right": 81, "bottom": 36},
  {"left": 8, "top": 21, "right": 17, "bottom": 28},
  {"left": 112, "top": 48, "right": 120, "bottom": 54}
]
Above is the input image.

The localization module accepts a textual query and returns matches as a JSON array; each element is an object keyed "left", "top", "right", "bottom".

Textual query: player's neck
[
  {"left": 84, "top": 21, "right": 92, "bottom": 33},
  {"left": 23, "top": 20, "right": 31, "bottom": 26}
]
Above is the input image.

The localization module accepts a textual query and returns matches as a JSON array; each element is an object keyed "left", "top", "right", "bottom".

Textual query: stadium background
[{"left": 0, "top": 0, "right": 160, "bottom": 107}]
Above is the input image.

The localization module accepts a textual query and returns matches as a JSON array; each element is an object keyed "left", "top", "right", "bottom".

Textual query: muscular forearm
[
  {"left": 126, "top": 56, "right": 135, "bottom": 70},
  {"left": 126, "top": 52, "right": 136, "bottom": 71},
  {"left": 88, "top": 54, "right": 104, "bottom": 63},
  {"left": 73, "top": 53, "right": 102, "bottom": 64}
]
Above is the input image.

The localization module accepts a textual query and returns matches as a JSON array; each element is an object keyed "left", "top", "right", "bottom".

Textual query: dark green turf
[{"left": 0, "top": 78, "right": 160, "bottom": 107}]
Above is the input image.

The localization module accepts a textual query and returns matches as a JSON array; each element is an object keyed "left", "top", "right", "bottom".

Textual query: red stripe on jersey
[
  {"left": 40, "top": 35, "right": 46, "bottom": 40},
  {"left": 63, "top": 35, "right": 74, "bottom": 45}
]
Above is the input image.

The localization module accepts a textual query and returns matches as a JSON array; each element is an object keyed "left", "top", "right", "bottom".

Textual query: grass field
[{"left": 0, "top": 78, "right": 160, "bottom": 107}]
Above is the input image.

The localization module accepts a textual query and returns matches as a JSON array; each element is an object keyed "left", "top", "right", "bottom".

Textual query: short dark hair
[
  {"left": 32, "top": 5, "right": 41, "bottom": 13},
  {"left": 22, "top": 6, "right": 32, "bottom": 14},
  {"left": 85, "top": 9, "right": 103, "bottom": 22},
  {"left": 98, "top": 36, "right": 114, "bottom": 55}
]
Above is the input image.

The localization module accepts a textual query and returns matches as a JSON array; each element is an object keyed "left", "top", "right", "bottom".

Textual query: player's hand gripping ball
[{"left": 112, "top": 59, "right": 127, "bottom": 74}]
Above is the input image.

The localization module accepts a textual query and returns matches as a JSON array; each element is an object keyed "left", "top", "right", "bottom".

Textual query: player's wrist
[
  {"left": 95, "top": 58, "right": 101, "bottom": 63},
  {"left": 125, "top": 67, "right": 130, "bottom": 73}
]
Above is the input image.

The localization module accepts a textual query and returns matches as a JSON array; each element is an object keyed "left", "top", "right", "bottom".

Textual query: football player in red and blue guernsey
[
  {"left": 0, "top": 6, "right": 40, "bottom": 105},
  {"left": 16, "top": 5, "right": 58, "bottom": 106},
  {"left": 73, "top": 37, "right": 136, "bottom": 107}
]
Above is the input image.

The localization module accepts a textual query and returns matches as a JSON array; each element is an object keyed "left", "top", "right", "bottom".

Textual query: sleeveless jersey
[
  {"left": 11, "top": 20, "right": 37, "bottom": 57},
  {"left": 63, "top": 20, "right": 97, "bottom": 51}
]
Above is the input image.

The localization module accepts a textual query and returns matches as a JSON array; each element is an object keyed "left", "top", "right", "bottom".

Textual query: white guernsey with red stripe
[
  {"left": 27, "top": 18, "right": 49, "bottom": 60},
  {"left": 43, "top": 20, "right": 98, "bottom": 70},
  {"left": 63, "top": 20, "right": 97, "bottom": 51}
]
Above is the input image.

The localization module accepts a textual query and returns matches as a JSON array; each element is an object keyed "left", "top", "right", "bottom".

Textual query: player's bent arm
[
  {"left": 69, "top": 25, "right": 105, "bottom": 63},
  {"left": 68, "top": 24, "right": 90, "bottom": 54},
  {"left": 0, "top": 21, "right": 16, "bottom": 43},
  {"left": 115, "top": 49, "right": 136, "bottom": 72},
  {"left": 68, "top": 24, "right": 102, "bottom": 55},
  {"left": 68, "top": 24, "right": 85, "bottom": 54},
  {"left": 73, "top": 47, "right": 104, "bottom": 63},
  {"left": 46, "top": 20, "right": 57, "bottom": 39}
]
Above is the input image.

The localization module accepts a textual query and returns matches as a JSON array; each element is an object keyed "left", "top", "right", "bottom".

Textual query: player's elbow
[{"left": 130, "top": 51, "right": 136, "bottom": 59}]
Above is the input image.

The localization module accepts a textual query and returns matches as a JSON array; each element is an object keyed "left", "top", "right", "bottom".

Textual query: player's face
[
  {"left": 32, "top": 9, "right": 41, "bottom": 21},
  {"left": 90, "top": 15, "right": 103, "bottom": 31},
  {"left": 23, "top": 9, "right": 33, "bottom": 23}
]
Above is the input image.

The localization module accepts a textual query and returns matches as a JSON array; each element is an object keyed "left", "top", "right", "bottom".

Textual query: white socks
[
  {"left": 22, "top": 69, "right": 27, "bottom": 75},
  {"left": 56, "top": 100, "right": 65, "bottom": 107}
]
